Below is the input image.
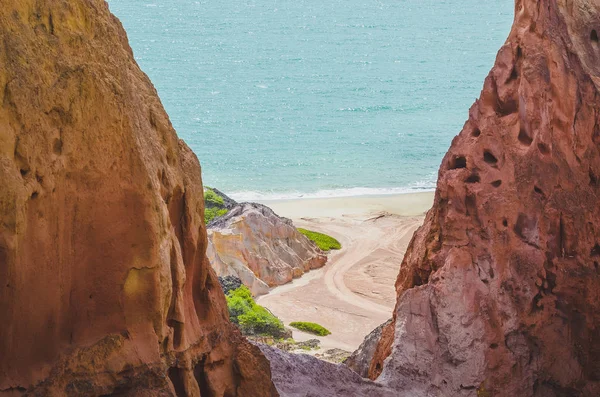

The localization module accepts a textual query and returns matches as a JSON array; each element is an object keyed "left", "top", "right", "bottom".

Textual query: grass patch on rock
[
  {"left": 289, "top": 321, "right": 331, "bottom": 336},
  {"left": 205, "top": 207, "right": 228, "bottom": 224},
  {"left": 204, "top": 187, "right": 228, "bottom": 224},
  {"left": 205, "top": 188, "right": 224, "bottom": 207},
  {"left": 297, "top": 228, "right": 341, "bottom": 251},
  {"left": 226, "top": 286, "right": 287, "bottom": 338}
]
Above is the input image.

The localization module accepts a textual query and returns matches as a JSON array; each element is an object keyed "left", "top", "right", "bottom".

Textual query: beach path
[{"left": 256, "top": 193, "right": 433, "bottom": 352}]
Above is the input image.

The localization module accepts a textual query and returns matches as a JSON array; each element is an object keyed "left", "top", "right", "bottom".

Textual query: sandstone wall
[
  {"left": 367, "top": 1, "right": 600, "bottom": 396},
  {"left": 0, "top": 1, "right": 275, "bottom": 395}
]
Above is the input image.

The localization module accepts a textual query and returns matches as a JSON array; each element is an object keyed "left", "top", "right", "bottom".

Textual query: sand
[{"left": 256, "top": 192, "right": 435, "bottom": 353}]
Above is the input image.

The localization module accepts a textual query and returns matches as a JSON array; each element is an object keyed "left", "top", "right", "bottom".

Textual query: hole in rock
[
  {"left": 465, "top": 174, "right": 480, "bottom": 184},
  {"left": 20, "top": 169, "right": 29, "bottom": 177},
  {"left": 534, "top": 186, "right": 544, "bottom": 196},
  {"left": 496, "top": 99, "right": 519, "bottom": 117},
  {"left": 483, "top": 150, "right": 498, "bottom": 165},
  {"left": 538, "top": 142, "right": 550, "bottom": 155},
  {"left": 491, "top": 180, "right": 502, "bottom": 188},
  {"left": 31, "top": 192, "right": 39, "bottom": 199},
  {"left": 592, "top": 30, "right": 599, "bottom": 44},
  {"left": 508, "top": 67, "right": 518, "bottom": 82},
  {"left": 490, "top": 343, "right": 499, "bottom": 349},
  {"left": 472, "top": 128, "right": 481, "bottom": 137},
  {"left": 516, "top": 46, "right": 523, "bottom": 59},
  {"left": 448, "top": 156, "right": 467, "bottom": 170},
  {"left": 502, "top": 219, "right": 508, "bottom": 227},
  {"left": 591, "top": 244, "right": 600, "bottom": 257},
  {"left": 518, "top": 128, "right": 533, "bottom": 146},
  {"left": 168, "top": 367, "right": 186, "bottom": 397}
]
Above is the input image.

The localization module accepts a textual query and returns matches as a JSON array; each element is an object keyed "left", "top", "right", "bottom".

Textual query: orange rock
[
  {"left": 368, "top": 1, "right": 600, "bottom": 395},
  {"left": 0, "top": 1, "right": 276, "bottom": 395},
  {"left": 207, "top": 203, "right": 327, "bottom": 296}
]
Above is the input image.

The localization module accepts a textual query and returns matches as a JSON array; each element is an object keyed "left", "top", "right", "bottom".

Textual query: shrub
[
  {"left": 238, "top": 305, "right": 286, "bottom": 337},
  {"left": 204, "top": 188, "right": 224, "bottom": 207},
  {"left": 204, "top": 188, "right": 228, "bottom": 224},
  {"left": 226, "top": 286, "right": 286, "bottom": 338},
  {"left": 205, "top": 207, "right": 228, "bottom": 224},
  {"left": 289, "top": 321, "right": 331, "bottom": 336},
  {"left": 297, "top": 228, "right": 341, "bottom": 251}
]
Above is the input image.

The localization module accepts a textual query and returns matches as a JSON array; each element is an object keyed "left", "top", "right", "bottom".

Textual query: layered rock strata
[
  {"left": 365, "top": 1, "right": 600, "bottom": 396},
  {"left": 0, "top": 1, "right": 275, "bottom": 395},
  {"left": 207, "top": 203, "right": 327, "bottom": 296}
]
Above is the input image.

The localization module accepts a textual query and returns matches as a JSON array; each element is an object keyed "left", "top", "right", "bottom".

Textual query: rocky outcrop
[
  {"left": 258, "top": 345, "right": 396, "bottom": 397},
  {"left": 0, "top": 1, "right": 275, "bottom": 396},
  {"left": 345, "top": 320, "right": 391, "bottom": 378},
  {"left": 367, "top": 1, "right": 600, "bottom": 396},
  {"left": 218, "top": 275, "right": 243, "bottom": 295},
  {"left": 207, "top": 203, "right": 327, "bottom": 295},
  {"left": 208, "top": 188, "right": 238, "bottom": 211}
]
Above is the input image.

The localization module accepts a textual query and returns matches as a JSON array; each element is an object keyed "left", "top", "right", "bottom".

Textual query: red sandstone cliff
[
  {"left": 365, "top": 0, "right": 600, "bottom": 395},
  {"left": 0, "top": 1, "right": 276, "bottom": 395}
]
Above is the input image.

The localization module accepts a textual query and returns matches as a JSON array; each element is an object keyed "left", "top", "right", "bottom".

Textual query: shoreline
[
  {"left": 257, "top": 191, "right": 435, "bottom": 219},
  {"left": 230, "top": 188, "right": 436, "bottom": 204}
]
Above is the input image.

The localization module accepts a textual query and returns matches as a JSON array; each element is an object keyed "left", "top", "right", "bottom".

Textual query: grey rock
[{"left": 257, "top": 344, "right": 397, "bottom": 397}]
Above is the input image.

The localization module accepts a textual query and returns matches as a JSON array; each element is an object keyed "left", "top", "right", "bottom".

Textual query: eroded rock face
[
  {"left": 0, "top": 1, "right": 275, "bottom": 395},
  {"left": 368, "top": 1, "right": 600, "bottom": 396},
  {"left": 207, "top": 203, "right": 327, "bottom": 296}
]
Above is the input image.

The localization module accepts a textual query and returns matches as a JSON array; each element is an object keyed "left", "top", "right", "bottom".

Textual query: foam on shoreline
[{"left": 229, "top": 185, "right": 436, "bottom": 202}]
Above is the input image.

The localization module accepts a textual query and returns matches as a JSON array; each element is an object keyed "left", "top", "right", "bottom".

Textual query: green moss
[
  {"left": 226, "top": 286, "right": 286, "bottom": 338},
  {"left": 204, "top": 207, "right": 228, "bottom": 224},
  {"left": 289, "top": 321, "right": 331, "bottom": 336},
  {"left": 297, "top": 228, "right": 341, "bottom": 251}
]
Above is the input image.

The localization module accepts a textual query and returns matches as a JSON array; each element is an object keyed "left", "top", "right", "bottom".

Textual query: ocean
[{"left": 106, "top": 0, "right": 514, "bottom": 200}]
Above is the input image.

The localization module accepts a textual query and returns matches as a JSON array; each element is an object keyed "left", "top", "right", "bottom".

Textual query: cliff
[
  {"left": 207, "top": 203, "right": 327, "bottom": 296},
  {"left": 365, "top": 0, "right": 600, "bottom": 396},
  {"left": 0, "top": 1, "right": 275, "bottom": 396}
]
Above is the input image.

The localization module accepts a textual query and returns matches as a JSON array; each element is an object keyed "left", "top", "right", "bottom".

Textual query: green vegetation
[
  {"left": 204, "top": 207, "right": 228, "bottom": 224},
  {"left": 204, "top": 187, "right": 228, "bottom": 224},
  {"left": 297, "top": 228, "right": 341, "bottom": 251},
  {"left": 226, "top": 286, "right": 286, "bottom": 338},
  {"left": 289, "top": 321, "right": 331, "bottom": 336},
  {"left": 204, "top": 188, "right": 224, "bottom": 207}
]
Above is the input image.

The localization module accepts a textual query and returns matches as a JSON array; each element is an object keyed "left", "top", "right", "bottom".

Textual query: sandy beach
[{"left": 256, "top": 192, "right": 434, "bottom": 353}]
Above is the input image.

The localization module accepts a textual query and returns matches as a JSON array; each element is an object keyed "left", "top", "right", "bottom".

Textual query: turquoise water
[{"left": 107, "top": 0, "right": 513, "bottom": 200}]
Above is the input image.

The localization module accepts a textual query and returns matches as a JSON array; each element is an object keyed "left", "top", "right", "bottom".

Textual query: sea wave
[{"left": 228, "top": 184, "right": 436, "bottom": 202}]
